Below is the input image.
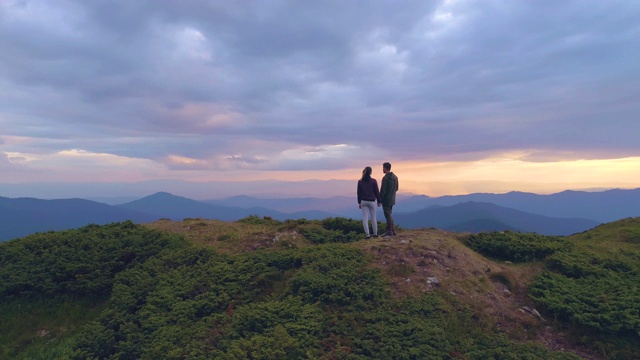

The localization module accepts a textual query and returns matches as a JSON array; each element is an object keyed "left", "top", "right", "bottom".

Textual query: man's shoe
[
  {"left": 365, "top": 234, "right": 371, "bottom": 239},
  {"left": 372, "top": 234, "right": 378, "bottom": 238}
]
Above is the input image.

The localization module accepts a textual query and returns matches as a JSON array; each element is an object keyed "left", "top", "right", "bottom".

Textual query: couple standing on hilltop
[{"left": 357, "top": 162, "right": 399, "bottom": 238}]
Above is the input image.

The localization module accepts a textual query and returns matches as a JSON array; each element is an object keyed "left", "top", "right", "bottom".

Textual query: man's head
[{"left": 383, "top": 162, "right": 391, "bottom": 173}]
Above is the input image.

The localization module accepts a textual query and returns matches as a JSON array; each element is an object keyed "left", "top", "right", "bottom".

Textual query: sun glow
[
  {"left": 396, "top": 154, "right": 640, "bottom": 196},
  {"left": 3, "top": 146, "right": 640, "bottom": 197}
]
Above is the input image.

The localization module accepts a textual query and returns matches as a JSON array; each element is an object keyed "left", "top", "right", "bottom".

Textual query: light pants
[{"left": 360, "top": 200, "right": 378, "bottom": 235}]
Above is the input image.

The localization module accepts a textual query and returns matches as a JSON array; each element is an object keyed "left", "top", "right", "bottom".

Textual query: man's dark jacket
[{"left": 380, "top": 172, "right": 399, "bottom": 206}]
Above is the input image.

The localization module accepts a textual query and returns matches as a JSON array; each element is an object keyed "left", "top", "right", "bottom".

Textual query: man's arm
[{"left": 380, "top": 176, "right": 388, "bottom": 197}]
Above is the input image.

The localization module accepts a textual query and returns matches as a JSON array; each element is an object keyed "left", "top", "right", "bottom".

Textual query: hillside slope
[{"left": 2, "top": 217, "right": 639, "bottom": 359}]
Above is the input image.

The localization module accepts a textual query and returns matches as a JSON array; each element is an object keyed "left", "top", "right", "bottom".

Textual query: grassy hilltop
[{"left": 1, "top": 216, "right": 639, "bottom": 359}]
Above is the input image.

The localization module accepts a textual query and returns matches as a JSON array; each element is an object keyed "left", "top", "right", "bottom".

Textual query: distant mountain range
[
  {"left": 0, "top": 196, "right": 157, "bottom": 242},
  {"left": 395, "top": 189, "right": 640, "bottom": 223},
  {"left": 118, "top": 192, "right": 334, "bottom": 222},
  {"left": 207, "top": 188, "right": 640, "bottom": 223},
  {"left": 3, "top": 188, "right": 640, "bottom": 241},
  {"left": 394, "top": 202, "right": 599, "bottom": 235}
]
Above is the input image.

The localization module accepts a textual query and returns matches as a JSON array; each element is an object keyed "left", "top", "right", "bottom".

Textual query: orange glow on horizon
[
  {"left": 203, "top": 155, "right": 640, "bottom": 196},
  {"left": 5, "top": 149, "right": 640, "bottom": 197}
]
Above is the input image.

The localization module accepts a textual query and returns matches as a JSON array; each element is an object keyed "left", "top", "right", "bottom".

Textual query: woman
[{"left": 357, "top": 166, "right": 382, "bottom": 238}]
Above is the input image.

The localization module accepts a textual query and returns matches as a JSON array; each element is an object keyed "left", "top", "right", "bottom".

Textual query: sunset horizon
[{"left": 2, "top": 1, "right": 638, "bottom": 200}]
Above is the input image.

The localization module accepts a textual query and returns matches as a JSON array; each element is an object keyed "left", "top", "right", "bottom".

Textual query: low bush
[
  {"left": 322, "top": 217, "right": 363, "bottom": 234},
  {"left": 466, "top": 231, "right": 571, "bottom": 262},
  {"left": 1, "top": 221, "right": 617, "bottom": 359},
  {"left": 0, "top": 221, "right": 186, "bottom": 299},
  {"left": 299, "top": 225, "right": 361, "bottom": 244},
  {"left": 529, "top": 247, "right": 640, "bottom": 335},
  {"left": 72, "top": 244, "right": 388, "bottom": 358},
  {"left": 528, "top": 230, "right": 640, "bottom": 359},
  {"left": 237, "top": 215, "right": 282, "bottom": 226}
]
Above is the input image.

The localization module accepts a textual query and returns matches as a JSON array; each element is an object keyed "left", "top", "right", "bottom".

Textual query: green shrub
[
  {"left": 531, "top": 271, "right": 639, "bottom": 330},
  {"left": 0, "top": 298, "right": 105, "bottom": 359},
  {"left": 466, "top": 232, "right": 571, "bottom": 262},
  {"left": 211, "top": 296, "right": 325, "bottom": 359},
  {"left": 237, "top": 215, "right": 282, "bottom": 226},
  {"left": 322, "top": 217, "right": 363, "bottom": 234},
  {"left": 0, "top": 221, "right": 186, "bottom": 299},
  {"left": 1, "top": 221, "right": 619, "bottom": 360},
  {"left": 530, "top": 257, "right": 640, "bottom": 336},
  {"left": 70, "top": 244, "right": 384, "bottom": 358},
  {"left": 252, "top": 245, "right": 383, "bottom": 306},
  {"left": 545, "top": 252, "right": 609, "bottom": 278},
  {"left": 528, "top": 235, "right": 640, "bottom": 359},
  {"left": 72, "top": 246, "right": 276, "bottom": 359},
  {"left": 300, "top": 225, "right": 361, "bottom": 244}
]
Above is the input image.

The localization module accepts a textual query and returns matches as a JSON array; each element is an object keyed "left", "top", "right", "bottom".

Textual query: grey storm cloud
[{"left": 1, "top": 0, "right": 639, "bottom": 171}]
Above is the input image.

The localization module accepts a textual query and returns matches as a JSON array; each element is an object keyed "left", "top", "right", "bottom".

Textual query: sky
[{"left": 1, "top": 0, "right": 640, "bottom": 200}]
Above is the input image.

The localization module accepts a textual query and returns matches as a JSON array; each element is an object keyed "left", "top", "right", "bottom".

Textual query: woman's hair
[{"left": 361, "top": 166, "right": 372, "bottom": 181}]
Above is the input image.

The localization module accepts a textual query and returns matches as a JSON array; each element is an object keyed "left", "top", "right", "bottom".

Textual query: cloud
[
  {"left": 0, "top": 150, "right": 41, "bottom": 181},
  {"left": 2, "top": 148, "right": 165, "bottom": 182},
  {"left": 1, "top": 0, "right": 639, "bottom": 195},
  {"left": 273, "top": 144, "right": 374, "bottom": 171}
]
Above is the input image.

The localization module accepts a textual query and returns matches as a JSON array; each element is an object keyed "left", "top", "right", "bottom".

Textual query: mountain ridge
[
  {"left": 5, "top": 188, "right": 640, "bottom": 241},
  {"left": 395, "top": 201, "right": 600, "bottom": 236},
  {"left": 0, "top": 196, "right": 158, "bottom": 241}
]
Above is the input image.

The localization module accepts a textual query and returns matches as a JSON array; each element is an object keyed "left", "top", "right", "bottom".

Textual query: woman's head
[{"left": 361, "top": 166, "right": 372, "bottom": 181}]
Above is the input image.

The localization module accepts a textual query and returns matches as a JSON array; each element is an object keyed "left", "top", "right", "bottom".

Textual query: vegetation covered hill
[{"left": 1, "top": 216, "right": 639, "bottom": 359}]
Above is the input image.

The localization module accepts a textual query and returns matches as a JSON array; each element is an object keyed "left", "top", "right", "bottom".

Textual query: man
[{"left": 380, "top": 162, "right": 399, "bottom": 237}]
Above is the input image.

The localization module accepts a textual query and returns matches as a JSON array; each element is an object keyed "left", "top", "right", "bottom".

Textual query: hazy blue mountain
[
  {"left": 203, "top": 189, "right": 640, "bottom": 223},
  {"left": 4, "top": 187, "right": 634, "bottom": 242},
  {"left": 118, "top": 192, "right": 264, "bottom": 221},
  {"left": 448, "top": 218, "right": 520, "bottom": 233},
  {"left": 0, "top": 196, "right": 158, "bottom": 242},
  {"left": 0, "top": 192, "right": 338, "bottom": 242},
  {"left": 205, "top": 193, "right": 603, "bottom": 235},
  {"left": 118, "top": 192, "right": 335, "bottom": 222},
  {"left": 396, "top": 194, "right": 433, "bottom": 212},
  {"left": 395, "top": 201, "right": 601, "bottom": 236},
  {"left": 87, "top": 196, "right": 140, "bottom": 205},
  {"left": 0, "top": 179, "right": 355, "bottom": 202},
  {"left": 396, "top": 189, "right": 640, "bottom": 222},
  {"left": 205, "top": 195, "right": 356, "bottom": 214}
]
